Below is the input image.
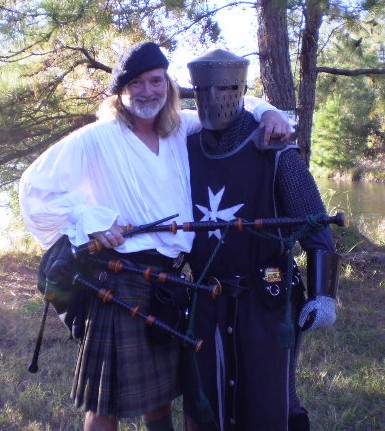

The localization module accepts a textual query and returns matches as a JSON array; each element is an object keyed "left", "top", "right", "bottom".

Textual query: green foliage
[
  {"left": 0, "top": 0, "right": 222, "bottom": 186},
  {"left": 310, "top": 1, "right": 385, "bottom": 172},
  {"left": 2, "top": 187, "right": 43, "bottom": 254},
  {"left": 313, "top": 74, "right": 385, "bottom": 171},
  {"left": 312, "top": 96, "right": 355, "bottom": 169},
  {"left": 1, "top": 0, "right": 385, "bottom": 186},
  {"left": 313, "top": 26, "right": 384, "bottom": 171}
]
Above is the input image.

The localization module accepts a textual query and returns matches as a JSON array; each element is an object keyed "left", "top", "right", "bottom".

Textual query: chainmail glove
[{"left": 298, "top": 295, "right": 336, "bottom": 331}]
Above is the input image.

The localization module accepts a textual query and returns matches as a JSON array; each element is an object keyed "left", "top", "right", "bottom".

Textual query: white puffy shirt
[{"left": 19, "top": 110, "right": 200, "bottom": 257}]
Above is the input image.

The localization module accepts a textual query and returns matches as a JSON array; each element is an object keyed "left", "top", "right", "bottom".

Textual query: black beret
[{"left": 108, "top": 42, "right": 169, "bottom": 94}]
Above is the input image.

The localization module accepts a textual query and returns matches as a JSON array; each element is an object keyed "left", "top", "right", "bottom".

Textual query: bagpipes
[
  {"left": 29, "top": 212, "right": 345, "bottom": 373},
  {"left": 72, "top": 212, "right": 345, "bottom": 258}
]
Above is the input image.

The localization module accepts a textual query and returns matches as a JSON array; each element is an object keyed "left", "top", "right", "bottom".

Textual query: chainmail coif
[
  {"left": 200, "top": 108, "right": 329, "bottom": 229},
  {"left": 201, "top": 109, "right": 258, "bottom": 155}
]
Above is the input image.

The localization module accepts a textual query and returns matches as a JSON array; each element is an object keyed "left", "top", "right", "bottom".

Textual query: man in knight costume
[{"left": 183, "top": 49, "right": 341, "bottom": 431}]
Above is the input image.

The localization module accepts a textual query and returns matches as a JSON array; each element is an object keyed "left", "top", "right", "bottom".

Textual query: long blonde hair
[{"left": 97, "top": 72, "right": 182, "bottom": 138}]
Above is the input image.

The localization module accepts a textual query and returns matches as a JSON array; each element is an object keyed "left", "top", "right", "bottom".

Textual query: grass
[
  {"left": 296, "top": 256, "right": 385, "bottom": 431},
  {"left": 0, "top": 251, "right": 183, "bottom": 431},
  {"left": 0, "top": 221, "right": 385, "bottom": 430}
]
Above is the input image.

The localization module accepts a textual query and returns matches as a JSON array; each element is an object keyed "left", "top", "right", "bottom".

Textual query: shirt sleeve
[
  {"left": 180, "top": 109, "right": 202, "bottom": 135},
  {"left": 19, "top": 126, "right": 118, "bottom": 248},
  {"left": 244, "top": 96, "right": 296, "bottom": 130}
]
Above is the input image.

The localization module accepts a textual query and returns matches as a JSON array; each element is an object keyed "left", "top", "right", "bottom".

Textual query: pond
[{"left": 316, "top": 178, "right": 385, "bottom": 245}]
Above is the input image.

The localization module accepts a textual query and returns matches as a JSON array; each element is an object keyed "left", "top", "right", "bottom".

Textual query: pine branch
[{"left": 317, "top": 66, "right": 385, "bottom": 76}]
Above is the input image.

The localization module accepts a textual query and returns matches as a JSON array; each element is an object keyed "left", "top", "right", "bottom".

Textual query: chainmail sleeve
[{"left": 275, "top": 148, "right": 335, "bottom": 252}]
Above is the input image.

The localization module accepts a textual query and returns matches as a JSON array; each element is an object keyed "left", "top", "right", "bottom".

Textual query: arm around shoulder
[{"left": 244, "top": 96, "right": 295, "bottom": 143}]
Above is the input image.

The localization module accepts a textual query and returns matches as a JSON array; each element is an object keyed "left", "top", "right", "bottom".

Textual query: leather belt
[
  {"left": 221, "top": 275, "right": 254, "bottom": 298},
  {"left": 120, "top": 249, "right": 185, "bottom": 271}
]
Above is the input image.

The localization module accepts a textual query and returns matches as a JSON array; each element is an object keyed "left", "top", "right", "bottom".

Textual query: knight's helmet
[{"left": 187, "top": 49, "right": 249, "bottom": 130}]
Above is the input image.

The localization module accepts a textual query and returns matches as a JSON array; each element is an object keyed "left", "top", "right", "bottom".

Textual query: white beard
[{"left": 121, "top": 95, "right": 167, "bottom": 119}]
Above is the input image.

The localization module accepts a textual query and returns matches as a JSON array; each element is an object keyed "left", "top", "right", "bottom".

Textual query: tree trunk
[
  {"left": 297, "top": 0, "right": 325, "bottom": 166},
  {"left": 257, "top": 0, "right": 296, "bottom": 112}
]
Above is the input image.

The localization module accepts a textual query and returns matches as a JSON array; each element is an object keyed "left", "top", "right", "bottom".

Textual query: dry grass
[
  {"left": 0, "top": 252, "right": 181, "bottom": 431},
  {"left": 297, "top": 252, "right": 385, "bottom": 431},
  {"left": 0, "top": 250, "right": 384, "bottom": 430}
]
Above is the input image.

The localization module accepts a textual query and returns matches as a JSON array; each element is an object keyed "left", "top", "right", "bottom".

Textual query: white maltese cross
[{"left": 195, "top": 186, "right": 244, "bottom": 239}]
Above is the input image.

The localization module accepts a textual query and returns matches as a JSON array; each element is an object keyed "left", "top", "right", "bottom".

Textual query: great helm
[{"left": 187, "top": 49, "right": 249, "bottom": 130}]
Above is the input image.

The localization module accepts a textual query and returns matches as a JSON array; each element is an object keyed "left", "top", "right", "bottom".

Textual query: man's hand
[
  {"left": 91, "top": 221, "right": 125, "bottom": 248},
  {"left": 260, "top": 110, "right": 294, "bottom": 144}
]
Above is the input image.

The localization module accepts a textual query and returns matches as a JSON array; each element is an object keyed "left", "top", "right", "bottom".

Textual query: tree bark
[
  {"left": 297, "top": 0, "right": 325, "bottom": 166},
  {"left": 257, "top": 0, "right": 296, "bottom": 112}
]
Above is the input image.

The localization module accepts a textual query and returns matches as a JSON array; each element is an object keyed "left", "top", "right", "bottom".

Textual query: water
[
  {"left": 316, "top": 178, "right": 385, "bottom": 244},
  {"left": 316, "top": 178, "right": 385, "bottom": 220}
]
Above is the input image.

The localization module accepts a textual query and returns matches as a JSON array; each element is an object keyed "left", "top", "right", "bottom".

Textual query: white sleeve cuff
[{"left": 63, "top": 205, "right": 119, "bottom": 246}]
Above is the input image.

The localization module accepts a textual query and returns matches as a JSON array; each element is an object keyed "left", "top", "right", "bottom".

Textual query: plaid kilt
[{"left": 70, "top": 261, "right": 181, "bottom": 419}]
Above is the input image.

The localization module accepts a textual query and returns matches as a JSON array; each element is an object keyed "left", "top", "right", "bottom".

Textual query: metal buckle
[
  {"left": 98, "top": 271, "right": 108, "bottom": 283},
  {"left": 172, "top": 252, "right": 185, "bottom": 269}
]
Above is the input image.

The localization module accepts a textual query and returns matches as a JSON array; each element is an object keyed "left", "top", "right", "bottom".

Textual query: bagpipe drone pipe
[{"left": 28, "top": 212, "right": 345, "bottom": 373}]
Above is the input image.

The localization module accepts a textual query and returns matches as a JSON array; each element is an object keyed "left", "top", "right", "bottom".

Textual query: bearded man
[{"left": 19, "top": 42, "right": 292, "bottom": 431}]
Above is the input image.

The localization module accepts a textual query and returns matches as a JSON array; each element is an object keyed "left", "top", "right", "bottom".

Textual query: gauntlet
[{"left": 299, "top": 249, "right": 341, "bottom": 331}]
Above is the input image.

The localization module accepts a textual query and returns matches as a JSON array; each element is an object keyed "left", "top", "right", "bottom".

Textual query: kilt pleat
[{"left": 71, "top": 268, "right": 181, "bottom": 419}]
